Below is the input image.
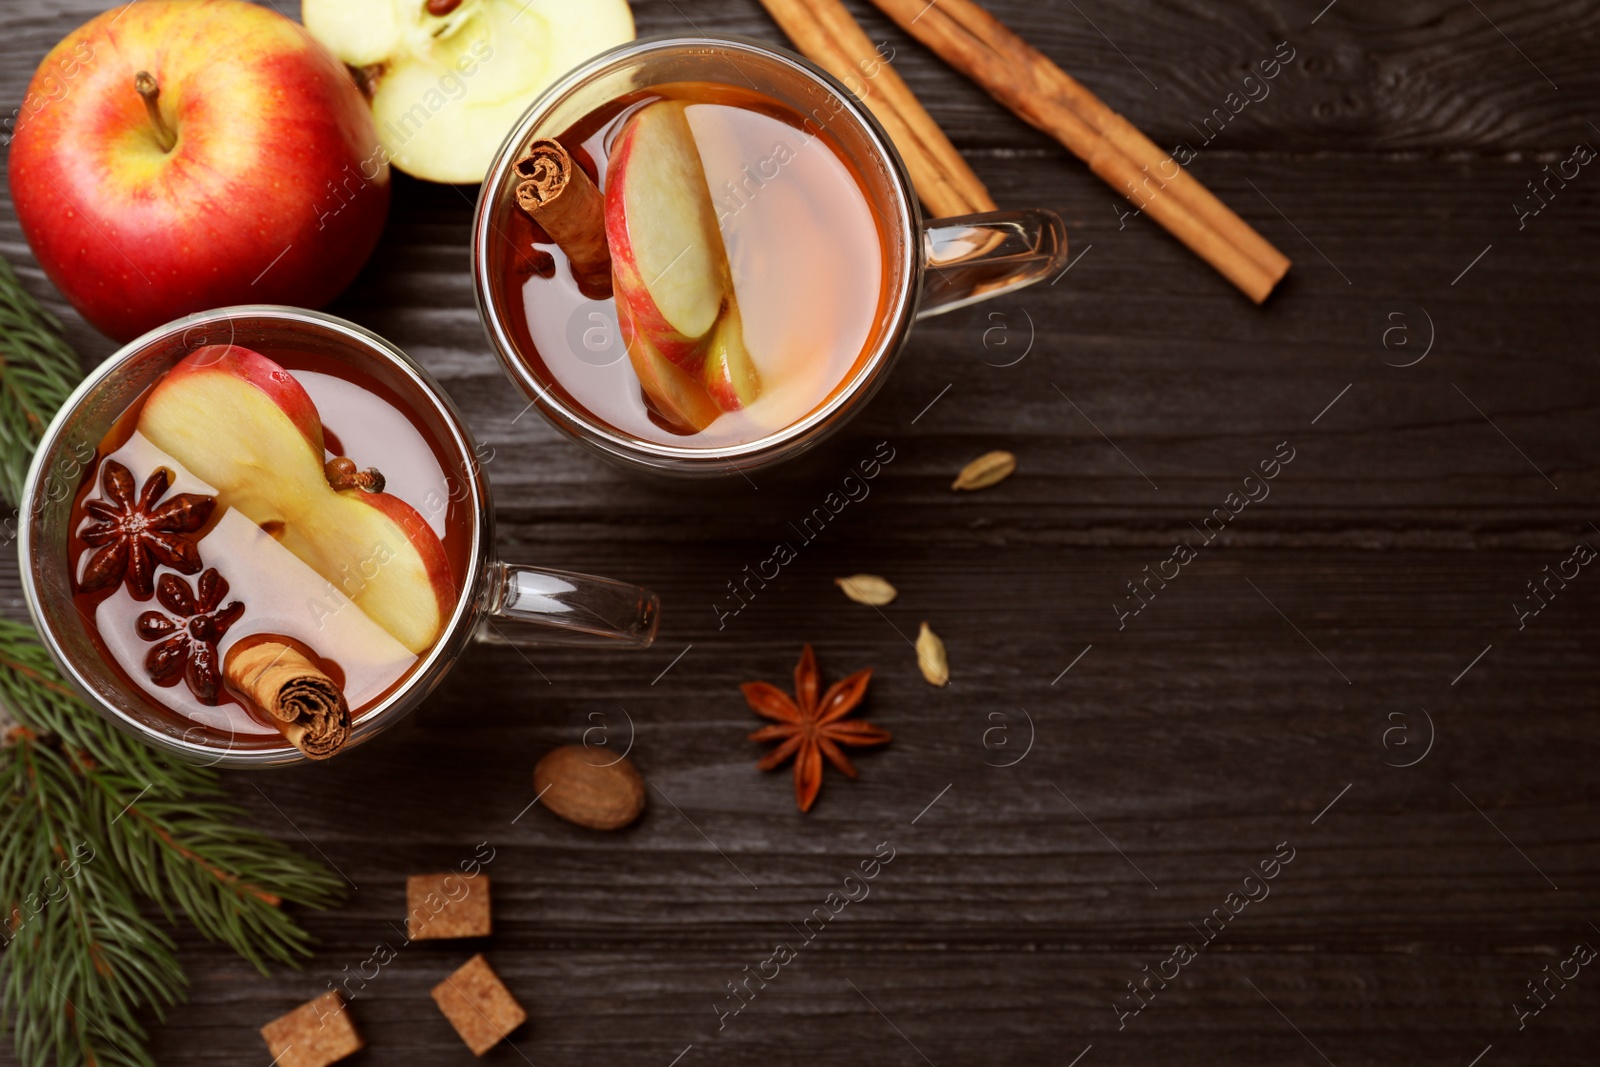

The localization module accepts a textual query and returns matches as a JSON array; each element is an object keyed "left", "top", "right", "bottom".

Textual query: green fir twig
[{"left": 0, "top": 258, "right": 83, "bottom": 508}]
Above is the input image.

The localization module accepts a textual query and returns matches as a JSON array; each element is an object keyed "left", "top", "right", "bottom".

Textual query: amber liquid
[
  {"left": 67, "top": 349, "right": 472, "bottom": 743},
  {"left": 494, "top": 82, "right": 894, "bottom": 448}
]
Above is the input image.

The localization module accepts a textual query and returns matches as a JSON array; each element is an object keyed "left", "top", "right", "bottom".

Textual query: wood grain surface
[{"left": 3, "top": 0, "right": 1599, "bottom": 1064}]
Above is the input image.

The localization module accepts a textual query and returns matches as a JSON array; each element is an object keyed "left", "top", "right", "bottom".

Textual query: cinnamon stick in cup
[
  {"left": 225, "top": 638, "right": 350, "bottom": 759},
  {"left": 512, "top": 139, "right": 612, "bottom": 299}
]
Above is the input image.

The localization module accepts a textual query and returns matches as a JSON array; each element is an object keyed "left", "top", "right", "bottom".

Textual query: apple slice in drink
[
  {"left": 138, "top": 346, "right": 455, "bottom": 654},
  {"left": 702, "top": 303, "right": 762, "bottom": 412},
  {"left": 619, "top": 302, "right": 723, "bottom": 433},
  {"left": 605, "top": 101, "right": 731, "bottom": 369}
]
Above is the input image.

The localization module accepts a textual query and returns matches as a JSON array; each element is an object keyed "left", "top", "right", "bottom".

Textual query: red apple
[
  {"left": 139, "top": 346, "right": 455, "bottom": 654},
  {"left": 8, "top": 0, "right": 390, "bottom": 342},
  {"left": 605, "top": 101, "right": 730, "bottom": 368}
]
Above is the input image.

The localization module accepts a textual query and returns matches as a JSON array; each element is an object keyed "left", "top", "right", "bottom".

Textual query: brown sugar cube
[
  {"left": 407, "top": 872, "right": 491, "bottom": 940},
  {"left": 259, "top": 991, "right": 363, "bottom": 1067},
  {"left": 431, "top": 954, "right": 527, "bottom": 1056}
]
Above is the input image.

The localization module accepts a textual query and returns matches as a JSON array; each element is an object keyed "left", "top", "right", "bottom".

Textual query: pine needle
[{"left": 0, "top": 258, "right": 84, "bottom": 508}]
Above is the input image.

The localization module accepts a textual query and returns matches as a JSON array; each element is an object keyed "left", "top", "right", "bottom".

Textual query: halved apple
[
  {"left": 702, "top": 303, "right": 761, "bottom": 412},
  {"left": 605, "top": 101, "right": 731, "bottom": 368},
  {"left": 138, "top": 346, "right": 455, "bottom": 654},
  {"left": 302, "top": 0, "right": 635, "bottom": 184}
]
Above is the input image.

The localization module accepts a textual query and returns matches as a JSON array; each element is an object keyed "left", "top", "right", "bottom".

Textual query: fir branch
[
  {"left": 0, "top": 636, "right": 199, "bottom": 797},
  {"left": 0, "top": 618, "right": 344, "bottom": 1067},
  {"left": 1, "top": 723, "right": 179, "bottom": 1067},
  {"left": 0, "top": 258, "right": 84, "bottom": 508},
  {"left": 85, "top": 784, "right": 344, "bottom": 973}
]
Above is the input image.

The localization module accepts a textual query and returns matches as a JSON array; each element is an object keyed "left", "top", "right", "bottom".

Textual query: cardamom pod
[
  {"left": 916, "top": 622, "right": 949, "bottom": 687},
  {"left": 835, "top": 574, "right": 898, "bottom": 605},
  {"left": 952, "top": 450, "right": 1016, "bottom": 491}
]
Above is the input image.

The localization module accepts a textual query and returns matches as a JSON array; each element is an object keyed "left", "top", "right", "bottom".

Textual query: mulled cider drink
[
  {"left": 493, "top": 81, "right": 892, "bottom": 446},
  {"left": 66, "top": 344, "right": 469, "bottom": 758}
]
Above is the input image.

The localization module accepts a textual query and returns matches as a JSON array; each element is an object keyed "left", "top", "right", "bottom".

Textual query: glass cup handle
[
  {"left": 917, "top": 209, "right": 1069, "bottom": 319},
  {"left": 477, "top": 562, "right": 661, "bottom": 648}
]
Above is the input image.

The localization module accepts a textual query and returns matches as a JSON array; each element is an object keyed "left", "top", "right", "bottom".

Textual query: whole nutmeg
[{"left": 534, "top": 746, "right": 646, "bottom": 830}]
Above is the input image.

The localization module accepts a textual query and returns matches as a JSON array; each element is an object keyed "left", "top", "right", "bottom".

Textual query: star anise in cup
[
  {"left": 79, "top": 460, "right": 215, "bottom": 597},
  {"left": 744, "top": 644, "right": 891, "bottom": 813},
  {"left": 136, "top": 569, "right": 244, "bottom": 705}
]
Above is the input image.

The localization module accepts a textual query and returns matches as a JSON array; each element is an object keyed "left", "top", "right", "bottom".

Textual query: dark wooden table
[{"left": 5, "top": 0, "right": 1599, "bottom": 1064}]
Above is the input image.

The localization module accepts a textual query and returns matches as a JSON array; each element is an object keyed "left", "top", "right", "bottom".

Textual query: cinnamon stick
[
  {"left": 757, "top": 0, "right": 995, "bottom": 218},
  {"left": 864, "top": 0, "right": 1290, "bottom": 302},
  {"left": 225, "top": 638, "right": 350, "bottom": 760},
  {"left": 512, "top": 139, "right": 612, "bottom": 299},
  {"left": 939, "top": 0, "right": 1288, "bottom": 281}
]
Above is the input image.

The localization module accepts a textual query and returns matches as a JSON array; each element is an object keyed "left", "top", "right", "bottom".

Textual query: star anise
[
  {"left": 744, "top": 644, "right": 891, "bottom": 813},
  {"left": 79, "top": 459, "right": 215, "bottom": 597},
  {"left": 135, "top": 569, "right": 244, "bottom": 705}
]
